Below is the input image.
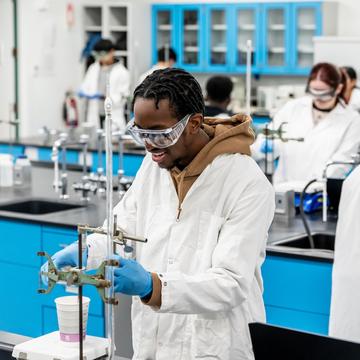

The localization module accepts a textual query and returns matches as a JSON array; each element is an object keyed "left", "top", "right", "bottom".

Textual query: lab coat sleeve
[
  {"left": 327, "top": 114, "right": 360, "bottom": 178},
  {"left": 329, "top": 167, "right": 360, "bottom": 341},
  {"left": 78, "top": 63, "right": 98, "bottom": 96},
  {"left": 110, "top": 65, "right": 130, "bottom": 107},
  {"left": 157, "top": 179, "right": 275, "bottom": 314}
]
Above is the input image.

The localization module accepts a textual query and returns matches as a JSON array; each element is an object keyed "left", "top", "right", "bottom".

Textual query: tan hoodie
[
  {"left": 170, "top": 113, "right": 255, "bottom": 219},
  {"left": 143, "top": 113, "right": 255, "bottom": 307}
]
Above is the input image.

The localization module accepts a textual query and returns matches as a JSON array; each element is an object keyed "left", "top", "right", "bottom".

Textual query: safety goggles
[
  {"left": 92, "top": 50, "right": 110, "bottom": 61},
  {"left": 126, "top": 114, "right": 192, "bottom": 149},
  {"left": 307, "top": 88, "right": 336, "bottom": 102}
]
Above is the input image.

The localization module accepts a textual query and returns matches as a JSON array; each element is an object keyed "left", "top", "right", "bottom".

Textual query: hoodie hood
[{"left": 170, "top": 113, "right": 255, "bottom": 218}]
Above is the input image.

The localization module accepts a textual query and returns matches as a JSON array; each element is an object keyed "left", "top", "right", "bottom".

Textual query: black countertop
[
  {"left": 0, "top": 166, "right": 109, "bottom": 229},
  {"left": 0, "top": 166, "right": 337, "bottom": 260}
]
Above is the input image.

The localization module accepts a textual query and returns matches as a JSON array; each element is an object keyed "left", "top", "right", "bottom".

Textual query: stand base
[{"left": 12, "top": 331, "right": 108, "bottom": 360}]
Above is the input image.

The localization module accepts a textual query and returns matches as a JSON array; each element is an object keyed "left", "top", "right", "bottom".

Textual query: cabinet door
[
  {"left": 178, "top": 5, "right": 204, "bottom": 72},
  {"left": 233, "top": 4, "right": 261, "bottom": 74},
  {"left": 0, "top": 219, "right": 43, "bottom": 337},
  {"left": 204, "top": 4, "right": 231, "bottom": 72},
  {"left": 291, "top": 2, "right": 322, "bottom": 75},
  {"left": 152, "top": 5, "right": 178, "bottom": 65},
  {"left": 261, "top": 3, "right": 291, "bottom": 74},
  {"left": 0, "top": 219, "right": 42, "bottom": 267}
]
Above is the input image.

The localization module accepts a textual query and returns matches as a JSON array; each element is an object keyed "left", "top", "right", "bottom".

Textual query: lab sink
[
  {"left": 0, "top": 199, "right": 84, "bottom": 215},
  {"left": 273, "top": 233, "right": 335, "bottom": 250}
]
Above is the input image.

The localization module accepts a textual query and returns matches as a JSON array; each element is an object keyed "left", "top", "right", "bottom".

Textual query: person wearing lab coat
[
  {"left": 137, "top": 46, "right": 177, "bottom": 85},
  {"left": 79, "top": 38, "right": 130, "bottom": 130},
  {"left": 329, "top": 165, "right": 360, "bottom": 342},
  {"left": 204, "top": 75, "right": 234, "bottom": 118},
  {"left": 253, "top": 62, "right": 360, "bottom": 184},
  {"left": 42, "top": 68, "right": 275, "bottom": 359},
  {"left": 341, "top": 66, "right": 360, "bottom": 113}
]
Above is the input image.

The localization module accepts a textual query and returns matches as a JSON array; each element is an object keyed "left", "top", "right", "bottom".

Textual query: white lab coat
[
  {"left": 253, "top": 96, "right": 360, "bottom": 184},
  {"left": 87, "top": 153, "right": 275, "bottom": 360},
  {"left": 79, "top": 61, "right": 130, "bottom": 130},
  {"left": 329, "top": 166, "right": 360, "bottom": 342}
]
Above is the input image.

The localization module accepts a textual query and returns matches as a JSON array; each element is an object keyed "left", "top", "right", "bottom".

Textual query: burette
[{"left": 104, "top": 74, "right": 115, "bottom": 359}]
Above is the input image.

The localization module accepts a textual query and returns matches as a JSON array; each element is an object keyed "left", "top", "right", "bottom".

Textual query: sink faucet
[
  {"left": 113, "top": 130, "right": 133, "bottom": 199},
  {"left": 72, "top": 134, "right": 94, "bottom": 202},
  {"left": 52, "top": 132, "right": 69, "bottom": 199},
  {"left": 52, "top": 133, "right": 92, "bottom": 201},
  {"left": 88, "top": 129, "right": 107, "bottom": 196},
  {"left": 322, "top": 152, "right": 360, "bottom": 222}
]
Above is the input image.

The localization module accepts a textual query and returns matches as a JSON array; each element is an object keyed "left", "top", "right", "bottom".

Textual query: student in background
[
  {"left": 138, "top": 46, "right": 177, "bottom": 85},
  {"left": 252, "top": 62, "right": 360, "bottom": 185},
  {"left": 79, "top": 38, "right": 130, "bottom": 130},
  {"left": 204, "top": 75, "right": 234, "bottom": 118},
  {"left": 341, "top": 66, "right": 360, "bottom": 113}
]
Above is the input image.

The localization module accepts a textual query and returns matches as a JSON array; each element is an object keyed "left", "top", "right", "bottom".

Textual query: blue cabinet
[
  {"left": 290, "top": 2, "right": 322, "bottom": 75},
  {"left": 0, "top": 219, "right": 105, "bottom": 338},
  {"left": 178, "top": 5, "right": 205, "bottom": 72},
  {"left": 232, "top": 4, "right": 261, "bottom": 74},
  {"left": 0, "top": 219, "right": 43, "bottom": 337},
  {"left": 152, "top": 2, "right": 323, "bottom": 75},
  {"left": 204, "top": 4, "right": 232, "bottom": 72},
  {"left": 262, "top": 254, "right": 332, "bottom": 335},
  {"left": 261, "top": 3, "right": 292, "bottom": 75},
  {"left": 151, "top": 5, "right": 179, "bottom": 66}
]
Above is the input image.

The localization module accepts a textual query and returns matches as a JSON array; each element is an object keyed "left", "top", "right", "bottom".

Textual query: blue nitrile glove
[
  {"left": 260, "top": 139, "right": 274, "bottom": 154},
  {"left": 40, "top": 242, "right": 88, "bottom": 286},
  {"left": 113, "top": 255, "right": 153, "bottom": 298}
]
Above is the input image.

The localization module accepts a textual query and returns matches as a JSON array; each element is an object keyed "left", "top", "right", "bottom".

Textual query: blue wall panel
[{"left": 0, "top": 144, "right": 24, "bottom": 159}]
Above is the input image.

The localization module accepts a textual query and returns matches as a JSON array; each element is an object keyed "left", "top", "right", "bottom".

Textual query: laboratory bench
[{"left": 0, "top": 165, "right": 337, "bottom": 355}]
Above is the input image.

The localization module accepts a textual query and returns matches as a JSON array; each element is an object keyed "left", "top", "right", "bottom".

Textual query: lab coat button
[{"left": 168, "top": 258, "right": 174, "bottom": 265}]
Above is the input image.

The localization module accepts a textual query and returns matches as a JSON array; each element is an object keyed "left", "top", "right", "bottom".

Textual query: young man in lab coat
[{"left": 44, "top": 68, "right": 275, "bottom": 359}]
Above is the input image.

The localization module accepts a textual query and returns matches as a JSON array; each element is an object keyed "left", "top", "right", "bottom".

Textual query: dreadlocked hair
[{"left": 132, "top": 68, "right": 205, "bottom": 119}]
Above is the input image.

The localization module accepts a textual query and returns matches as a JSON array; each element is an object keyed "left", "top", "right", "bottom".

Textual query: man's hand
[{"left": 113, "top": 255, "right": 153, "bottom": 298}]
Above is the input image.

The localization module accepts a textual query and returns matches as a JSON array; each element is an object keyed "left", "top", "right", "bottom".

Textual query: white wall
[
  {"left": 337, "top": 0, "right": 360, "bottom": 37},
  {"left": 0, "top": 0, "right": 15, "bottom": 138},
  {"left": 18, "top": 0, "right": 83, "bottom": 137}
]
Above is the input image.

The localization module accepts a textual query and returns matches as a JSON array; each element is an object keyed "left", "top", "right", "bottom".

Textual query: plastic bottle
[
  {"left": 0, "top": 154, "right": 14, "bottom": 187},
  {"left": 13, "top": 155, "right": 32, "bottom": 188}
]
